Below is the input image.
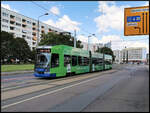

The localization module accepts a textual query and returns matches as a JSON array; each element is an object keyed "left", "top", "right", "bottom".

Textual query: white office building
[
  {"left": 122, "top": 47, "right": 146, "bottom": 63},
  {"left": 1, "top": 7, "right": 70, "bottom": 50}
]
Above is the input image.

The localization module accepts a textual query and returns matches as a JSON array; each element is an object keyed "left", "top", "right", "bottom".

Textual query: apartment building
[{"left": 1, "top": 7, "right": 70, "bottom": 50}]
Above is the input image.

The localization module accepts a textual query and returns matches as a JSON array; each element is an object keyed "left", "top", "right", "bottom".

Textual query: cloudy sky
[{"left": 1, "top": 1, "right": 149, "bottom": 52}]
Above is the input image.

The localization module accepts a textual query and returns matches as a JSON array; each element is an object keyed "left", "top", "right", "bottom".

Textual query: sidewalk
[{"left": 1, "top": 70, "right": 34, "bottom": 76}]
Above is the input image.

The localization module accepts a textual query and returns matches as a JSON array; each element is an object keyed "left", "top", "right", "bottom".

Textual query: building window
[
  {"left": 2, "top": 12, "right": 9, "bottom": 17},
  {"left": 16, "top": 22, "right": 21, "bottom": 27},
  {"left": 22, "top": 30, "right": 27, "bottom": 33},
  {"left": 32, "top": 22, "right": 36, "bottom": 26},
  {"left": 2, "top": 25, "right": 8, "bottom": 29},
  {"left": 27, "top": 21, "right": 31, "bottom": 24},
  {"left": 27, "top": 36, "right": 31, "bottom": 40},
  {"left": 15, "top": 28, "right": 21, "bottom": 32},
  {"left": 10, "top": 26, "right": 15, "bottom": 30},
  {"left": 10, "top": 20, "right": 15, "bottom": 24},
  {"left": 2, "top": 19, "right": 9, "bottom": 23},
  {"left": 22, "top": 19, "right": 26, "bottom": 22},
  {"left": 22, "top": 35, "right": 26, "bottom": 38},
  {"left": 10, "top": 15, "right": 15, "bottom": 18},
  {"left": 16, "top": 17, "right": 21, "bottom": 22}
]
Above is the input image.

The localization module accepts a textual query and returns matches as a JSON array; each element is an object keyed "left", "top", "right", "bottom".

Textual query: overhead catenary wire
[
  {"left": 31, "top": 1, "right": 93, "bottom": 35},
  {"left": 31, "top": 1, "right": 149, "bottom": 43}
]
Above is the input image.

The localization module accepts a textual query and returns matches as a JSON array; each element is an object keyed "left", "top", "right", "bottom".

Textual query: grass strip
[{"left": 1, "top": 64, "right": 34, "bottom": 72}]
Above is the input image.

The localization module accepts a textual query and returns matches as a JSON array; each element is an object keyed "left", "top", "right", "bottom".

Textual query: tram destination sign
[{"left": 124, "top": 6, "right": 149, "bottom": 36}]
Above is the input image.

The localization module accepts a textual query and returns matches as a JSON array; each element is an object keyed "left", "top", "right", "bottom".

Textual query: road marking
[{"left": 2, "top": 74, "right": 105, "bottom": 109}]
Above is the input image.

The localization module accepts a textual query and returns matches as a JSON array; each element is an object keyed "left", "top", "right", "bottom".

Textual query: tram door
[{"left": 64, "top": 55, "right": 71, "bottom": 74}]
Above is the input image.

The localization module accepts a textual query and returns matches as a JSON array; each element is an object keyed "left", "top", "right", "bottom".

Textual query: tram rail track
[
  {"left": 2, "top": 69, "right": 118, "bottom": 101},
  {"left": 1, "top": 64, "right": 123, "bottom": 92},
  {"left": 2, "top": 69, "right": 118, "bottom": 92}
]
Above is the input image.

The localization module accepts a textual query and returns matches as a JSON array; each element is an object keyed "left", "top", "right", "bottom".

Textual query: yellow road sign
[{"left": 124, "top": 6, "right": 149, "bottom": 36}]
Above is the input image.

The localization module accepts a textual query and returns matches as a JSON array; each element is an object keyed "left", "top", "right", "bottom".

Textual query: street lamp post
[
  {"left": 74, "top": 30, "right": 76, "bottom": 48},
  {"left": 88, "top": 34, "right": 95, "bottom": 51},
  {"left": 88, "top": 35, "right": 91, "bottom": 51},
  {"left": 37, "top": 13, "right": 49, "bottom": 47}
]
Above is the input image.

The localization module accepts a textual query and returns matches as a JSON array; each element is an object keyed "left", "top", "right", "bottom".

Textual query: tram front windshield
[{"left": 36, "top": 53, "right": 50, "bottom": 68}]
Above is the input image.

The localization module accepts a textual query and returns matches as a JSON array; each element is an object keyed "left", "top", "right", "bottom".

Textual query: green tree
[
  {"left": 96, "top": 47, "right": 115, "bottom": 62},
  {"left": 39, "top": 32, "right": 83, "bottom": 48},
  {"left": 1, "top": 31, "right": 33, "bottom": 64},
  {"left": 13, "top": 37, "right": 32, "bottom": 63},
  {"left": 1, "top": 31, "right": 14, "bottom": 63}
]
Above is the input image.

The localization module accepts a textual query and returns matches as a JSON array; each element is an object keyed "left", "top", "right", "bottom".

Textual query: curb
[{"left": 1, "top": 70, "right": 34, "bottom": 76}]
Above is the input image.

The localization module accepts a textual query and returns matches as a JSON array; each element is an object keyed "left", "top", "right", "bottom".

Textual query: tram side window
[
  {"left": 92, "top": 58, "right": 97, "bottom": 65},
  {"left": 51, "top": 54, "right": 59, "bottom": 68},
  {"left": 72, "top": 56, "right": 77, "bottom": 66},
  {"left": 98, "top": 58, "right": 103, "bottom": 65},
  {"left": 64, "top": 55, "right": 71, "bottom": 67},
  {"left": 83, "top": 57, "right": 89, "bottom": 66},
  {"left": 105, "top": 60, "right": 111, "bottom": 65},
  {"left": 78, "top": 56, "right": 82, "bottom": 66}
]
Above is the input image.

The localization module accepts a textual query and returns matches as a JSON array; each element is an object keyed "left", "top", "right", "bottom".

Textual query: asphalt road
[{"left": 1, "top": 64, "right": 149, "bottom": 112}]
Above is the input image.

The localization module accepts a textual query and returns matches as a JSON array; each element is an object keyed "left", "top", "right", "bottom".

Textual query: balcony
[
  {"left": 32, "top": 32, "right": 36, "bottom": 36},
  {"left": 32, "top": 26, "right": 36, "bottom": 29},
  {"left": 41, "top": 27, "right": 45, "bottom": 30},
  {"left": 22, "top": 21, "right": 27, "bottom": 25},
  {"left": 22, "top": 30, "right": 27, "bottom": 34},
  {"left": 48, "top": 28, "right": 52, "bottom": 32},
  {"left": 32, "top": 22, "right": 36, "bottom": 26},
  {"left": 41, "top": 29, "right": 45, "bottom": 33},
  {"left": 32, "top": 42, "right": 36, "bottom": 45},
  {"left": 22, "top": 24, "right": 27, "bottom": 28},
  {"left": 10, "top": 18, "right": 15, "bottom": 22},
  {"left": 10, "top": 15, "right": 15, "bottom": 18},
  {"left": 32, "top": 37, "right": 37, "bottom": 41},
  {"left": 32, "top": 30, "right": 37, "bottom": 33},
  {"left": 10, "top": 26, "right": 15, "bottom": 31}
]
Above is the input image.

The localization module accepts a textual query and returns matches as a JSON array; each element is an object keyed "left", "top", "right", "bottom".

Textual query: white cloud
[
  {"left": 77, "top": 35, "right": 101, "bottom": 44},
  {"left": 1, "top": 3, "right": 18, "bottom": 12},
  {"left": 94, "top": 1, "right": 130, "bottom": 33},
  {"left": 77, "top": 35, "right": 88, "bottom": 43},
  {"left": 50, "top": 6, "right": 60, "bottom": 15},
  {"left": 143, "top": 1, "right": 149, "bottom": 6},
  {"left": 43, "top": 15, "right": 81, "bottom": 32}
]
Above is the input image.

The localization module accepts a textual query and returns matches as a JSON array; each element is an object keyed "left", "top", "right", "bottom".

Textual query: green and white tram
[{"left": 34, "top": 45, "right": 112, "bottom": 78}]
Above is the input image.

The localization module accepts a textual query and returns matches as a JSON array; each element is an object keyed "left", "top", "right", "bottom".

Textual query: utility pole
[
  {"left": 37, "top": 13, "right": 49, "bottom": 48},
  {"left": 126, "top": 49, "right": 128, "bottom": 63},
  {"left": 74, "top": 30, "right": 76, "bottom": 48},
  {"left": 37, "top": 19, "right": 39, "bottom": 47},
  {"left": 88, "top": 36, "right": 90, "bottom": 51}
]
